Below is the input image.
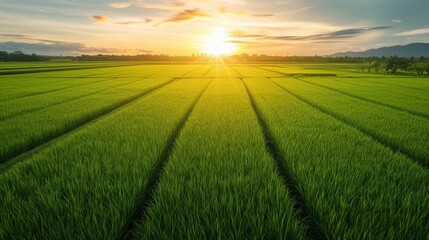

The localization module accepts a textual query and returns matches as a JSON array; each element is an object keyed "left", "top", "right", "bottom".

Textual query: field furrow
[
  {"left": 271, "top": 77, "right": 429, "bottom": 168},
  {"left": 242, "top": 78, "right": 326, "bottom": 240},
  {"left": 204, "top": 65, "right": 242, "bottom": 77},
  {"left": 295, "top": 77, "right": 429, "bottom": 119},
  {"left": 121, "top": 78, "right": 212, "bottom": 239},
  {"left": 332, "top": 78, "right": 429, "bottom": 101},
  {"left": 0, "top": 64, "right": 131, "bottom": 75},
  {"left": 183, "top": 65, "right": 212, "bottom": 77},
  {"left": 360, "top": 77, "right": 429, "bottom": 91},
  {"left": 0, "top": 65, "right": 156, "bottom": 91},
  {"left": 244, "top": 77, "right": 429, "bottom": 239},
  {"left": 0, "top": 78, "right": 211, "bottom": 239},
  {"left": 0, "top": 77, "right": 147, "bottom": 121},
  {"left": 1, "top": 77, "right": 138, "bottom": 103},
  {"left": 0, "top": 77, "right": 176, "bottom": 165},
  {"left": 232, "top": 66, "right": 283, "bottom": 77},
  {"left": 0, "top": 65, "right": 166, "bottom": 101},
  {"left": 133, "top": 78, "right": 306, "bottom": 239},
  {"left": 260, "top": 66, "right": 337, "bottom": 76}
]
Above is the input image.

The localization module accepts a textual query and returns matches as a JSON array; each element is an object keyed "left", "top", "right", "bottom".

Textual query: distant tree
[
  {"left": 367, "top": 61, "right": 378, "bottom": 73},
  {"left": 373, "top": 61, "right": 382, "bottom": 73},
  {"left": 385, "top": 55, "right": 410, "bottom": 74},
  {"left": 411, "top": 63, "right": 426, "bottom": 75},
  {"left": 424, "top": 63, "right": 429, "bottom": 76}
]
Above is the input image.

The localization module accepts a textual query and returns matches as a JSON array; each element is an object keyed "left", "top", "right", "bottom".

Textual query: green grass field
[{"left": 0, "top": 62, "right": 428, "bottom": 239}]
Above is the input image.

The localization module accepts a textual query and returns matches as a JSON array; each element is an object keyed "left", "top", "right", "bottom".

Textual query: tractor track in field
[
  {"left": 293, "top": 77, "right": 429, "bottom": 120},
  {"left": 268, "top": 78, "right": 429, "bottom": 170},
  {"left": 0, "top": 77, "right": 181, "bottom": 172},
  {"left": 241, "top": 77, "right": 327, "bottom": 240},
  {"left": 120, "top": 79, "right": 213, "bottom": 240},
  {"left": 332, "top": 78, "right": 429, "bottom": 102}
]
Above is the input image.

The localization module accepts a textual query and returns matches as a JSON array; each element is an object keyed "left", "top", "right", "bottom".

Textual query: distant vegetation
[
  {"left": 1, "top": 51, "right": 429, "bottom": 76},
  {"left": 358, "top": 56, "right": 429, "bottom": 75},
  {"left": 73, "top": 54, "right": 368, "bottom": 63},
  {"left": 0, "top": 51, "right": 48, "bottom": 62}
]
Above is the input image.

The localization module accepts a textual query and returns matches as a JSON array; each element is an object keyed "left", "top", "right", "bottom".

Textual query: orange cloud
[
  {"left": 116, "top": 19, "right": 153, "bottom": 25},
  {"left": 158, "top": 8, "right": 209, "bottom": 25},
  {"left": 217, "top": 7, "right": 273, "bottom": 18},
  {"left": 217, "top": 7, "right": 246, "bottom": 15},
  {"left": 91, "top": 15, "right": 110, "bottom": 23},
  {"left": 138, "top": 0, "right": 185, "bottom": 10}
]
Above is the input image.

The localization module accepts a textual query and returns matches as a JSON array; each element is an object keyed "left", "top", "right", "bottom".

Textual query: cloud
[
  {"left": 217, "top": 7, "right": 273, "bottom": 18},
  {"left": 0, "top": 34, "right": 144, "bottom": 55},
  {"left": 0, "top": 34, "right": 64, "bottom": 44},
  {"left": 157, "top": 8, "right": 209, "bottom": 25},
  {"left": 91, "top": 15, "right": 110, "bottom": 23},
  {"left": 250, "top": 14, "right": 274, "bottom": 18},
  {"left": 217, "top": 7, "right": 246, "bottom": 15},
  {"left": 137, "top": 0, "right": 185, "bottom": 10},
  {"left": 116, "top": 19, "right": 153, "bottom": 25},
  {"left": 392, "top": 19, "right": 402, "bottom": 23},
  {"left": 231, "top": 26, "right": 391, "bottom": 42},
  {"left": 395, "top": 27, "right": 429, "bottom": 36},
  {"left": 0, "top": 41, "right": 124, "bottom": 55},
  {"left": 108, "top": 2, "right": 131, "bottom": 8},
  {"left": 0, "top": 34, "right": 32, "bottom": 38}
]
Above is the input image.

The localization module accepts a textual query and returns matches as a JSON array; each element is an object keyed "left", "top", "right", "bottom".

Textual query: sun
[{"left": 202, "top": 30, "right": 237, "bottom": 56}]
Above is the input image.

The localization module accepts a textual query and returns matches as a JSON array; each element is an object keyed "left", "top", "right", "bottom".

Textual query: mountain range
[{"left": 330, "top": 43, "right": 429, "bottom": 58}]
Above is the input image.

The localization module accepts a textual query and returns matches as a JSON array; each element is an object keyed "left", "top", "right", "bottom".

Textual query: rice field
[{"left": 0, "top": 62, "right": 428, "bottom": 239}]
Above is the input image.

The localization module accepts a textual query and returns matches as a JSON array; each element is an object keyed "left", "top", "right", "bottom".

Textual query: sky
[{"left": 0, "top": 0, "right": 428, "bottom": 56}]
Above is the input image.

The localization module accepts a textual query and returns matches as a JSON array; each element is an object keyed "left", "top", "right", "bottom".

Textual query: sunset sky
[{"left": 0, "top": 0, "right": 428, "bottom": 56}]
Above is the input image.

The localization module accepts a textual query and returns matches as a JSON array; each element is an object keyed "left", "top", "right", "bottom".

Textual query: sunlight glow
[{"left": 202, "top": 30, "right": 237, "bottom": 56}]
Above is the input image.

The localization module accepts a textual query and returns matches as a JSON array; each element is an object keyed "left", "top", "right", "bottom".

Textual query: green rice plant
[
  {"left": 271, "top": 77, "right": 429, "bottom": 168},
  {"left": 134, "top": 78, "right": 306, "bottom": 239},
  {"left": 332, "top": 77, "right": 429, "bottom": 100},
  {"left": 231, "top": 66, "right": 283, "bottom": 77},
  {"left": 0, "top": 63, "right": 129, "bottom": 75},
  {"left": 297, "top": 77, "right": 429, "bottom": 118},
  {"left": 0, "top": 77, "right": 144, "bottom": 120},
  {"left": 244, "top": 77, "right": 429, "bottom": 239},
  {"left": 182, "top": 64, "right": 213, "bottom": 77},
  {"left": 0, "top": 78, "right": 210, "bottom": 239},
  {"left": 0, "top": 77, "right": 175, "bottom": 164},
  {"left": 261, "top": 66, "right": 338, "bottom": 76},
  {"left": 204, "top": 65, "right": 242, "bottom": 77}
]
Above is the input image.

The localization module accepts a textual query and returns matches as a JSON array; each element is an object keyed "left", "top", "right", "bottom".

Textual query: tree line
[
  {"left": 1, "top": 50, "right": 429, "bottom": 76},
  {"left": 0, "top": 51, "right": 48, "bottom": 62},
  {"left": 358, "top": 56, "right": 429, "bottom": 75}
]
